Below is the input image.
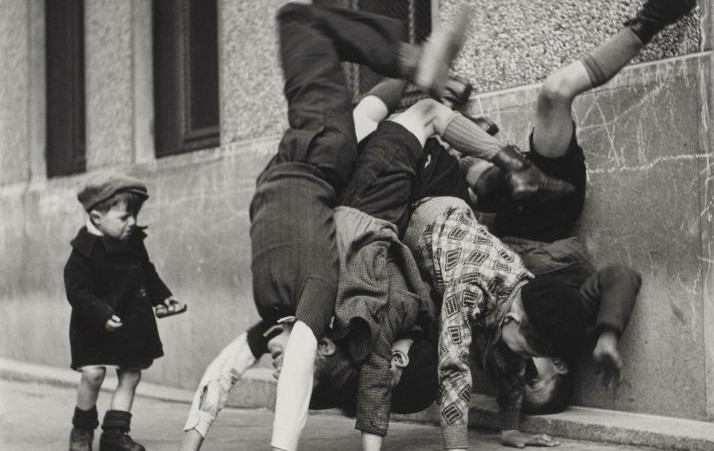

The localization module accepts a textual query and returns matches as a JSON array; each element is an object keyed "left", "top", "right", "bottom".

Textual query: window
[
  {"left": 347, "top": 0, "right": 432, "bottom": 106},
  {"left": 153, "top": 0, "right": 220, "bottom": 157},
  {"left": 46, "top": 0, "right": 86, "bottom": 177}
]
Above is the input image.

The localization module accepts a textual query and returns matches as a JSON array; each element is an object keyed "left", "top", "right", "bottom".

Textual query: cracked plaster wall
[{"left": 465, "top": 54, "right": 712, "bottom": 420}]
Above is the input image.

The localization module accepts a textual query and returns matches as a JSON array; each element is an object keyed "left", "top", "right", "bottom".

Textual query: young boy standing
[{"left": 65, "top": 173, "right": 185, "bottom": 451}]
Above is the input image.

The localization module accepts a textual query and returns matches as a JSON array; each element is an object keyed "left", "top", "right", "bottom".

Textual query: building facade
[{"left": 0, "top": 0, "right": 712, "bottom": 422}]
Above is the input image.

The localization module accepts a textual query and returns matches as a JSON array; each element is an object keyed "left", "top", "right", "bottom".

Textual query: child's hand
[
  {"left": 593, "top": 330, "right": 623, "bottom": 389},
  {"left": 154, "top": 297, "right": 187, "bottom": 318},
  {"left": 501, "top": 430, "right": 560, "bottom": 448},
  {"left": 105, "top": 315, "right": 123, "bottom": 332}
]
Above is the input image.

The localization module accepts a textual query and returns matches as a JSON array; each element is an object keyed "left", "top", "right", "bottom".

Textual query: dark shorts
[
  {"left": 495, "top": 127, "right": 586, "bottom": 242},
  {"left": 413, "top": 137, "right": 470, "bottom": 203},
  {"left": 338, "top": 121, "right": 423, "bottom": 236}
]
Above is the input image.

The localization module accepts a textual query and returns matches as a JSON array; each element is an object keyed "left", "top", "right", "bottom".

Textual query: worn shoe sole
[{"left": 415, "top": 7, "right": 471, "bottom": 98}]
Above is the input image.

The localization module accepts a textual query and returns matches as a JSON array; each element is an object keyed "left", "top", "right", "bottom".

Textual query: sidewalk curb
[{"left": 2, "top": 358, "right": 713, "bottom": 450}]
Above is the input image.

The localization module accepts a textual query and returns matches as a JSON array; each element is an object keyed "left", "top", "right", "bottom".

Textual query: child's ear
[
  {"left": 89, "top": 210, "right": 102, "bottom": 225},
  {"left": 317, "top": 337, "right": 336, "bottom": 356},
  {"left": 392, "top": 351, "right": 409, "bottom": 368},
  {"left": 551, "top": 357, "right": 569, "bottom": 375}
]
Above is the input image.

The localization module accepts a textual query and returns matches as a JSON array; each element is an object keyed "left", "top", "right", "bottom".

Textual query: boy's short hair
[
  {"left": 520, "top": 276, "right": 587, "bottom": 358},
  {"left": 310, "top": 341, "right": 359, "bottom": 411},
  {"left": 78, "top": 172, "right": 148, "bottom": 212},
  {"left": 390, "top": 334, "right": 438, "bottom": 414}
]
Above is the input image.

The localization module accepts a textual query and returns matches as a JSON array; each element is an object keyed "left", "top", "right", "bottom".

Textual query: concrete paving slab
[
  {"left": 2, "top": 357, "right": 713, "bottom": 450},
  {"left": 0, "top": 379, "right": 658, "bottom": 451}
]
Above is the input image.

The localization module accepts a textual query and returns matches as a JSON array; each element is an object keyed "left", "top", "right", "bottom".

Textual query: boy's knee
[
  {"left": 81, "top": 367, "right": 106, "bottom": 387},
  {"left": 198, "top": 381, "right": 225, "bottom": 416},
  {"left": 600, "top": 264, "right": 642, "bottom": 292},
  {"left": 538, "top": 72, "right": 578, "bottom": 108},
  {"left": 410, "top": 98, "right": 442, "bottom": 115},
  {"left": 117, "top": 368, "right": 142, "bottom": 385}
]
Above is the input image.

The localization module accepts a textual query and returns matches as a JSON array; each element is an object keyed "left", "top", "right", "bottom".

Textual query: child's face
[
  {"left": 91, "top": 203, "right": 137, "bottom": 241},
  {"left": 500, "top": 318, "right": 542, "bottom": 358},
  {"left": 524, "top": 357, "right": 568, "bottom": 409}
]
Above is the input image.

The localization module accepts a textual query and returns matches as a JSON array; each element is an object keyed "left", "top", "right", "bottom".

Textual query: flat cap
[{"left": 77, "top": 172, "right": 149, "bottom": 211}]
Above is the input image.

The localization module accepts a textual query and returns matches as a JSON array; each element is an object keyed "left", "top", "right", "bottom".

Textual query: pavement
[
  {"left": 2, "top": 358, "right": 714, "bottom": 451},
  {"left": 0, "top": 378, "right": 659, "bottom": 451}
]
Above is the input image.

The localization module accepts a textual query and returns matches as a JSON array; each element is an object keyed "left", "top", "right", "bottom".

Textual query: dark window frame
[
  {"left": 45, "top": 0, "right": 86, "bottom": 177},
  {"left": 153, "top": 0, "right": 220, "bottom": 158}
]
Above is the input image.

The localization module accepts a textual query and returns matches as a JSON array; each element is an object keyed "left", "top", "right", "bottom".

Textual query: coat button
[{"left": 138, "top": 288, "right": 148, "bottom": 299}]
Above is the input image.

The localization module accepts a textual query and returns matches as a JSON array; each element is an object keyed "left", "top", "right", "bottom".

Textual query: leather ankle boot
[
  {"left": 491, "top": 145, "right": 575, "bottom": 202},
  {"left": 99, "top": 429, "right": 145, "bottom": 451},
  {"left": 69, "top": 427, "right": 94, "bottom": 451},
  {"left": 99, "top": 410, "right": 145, "bottom": 451},
  {"left": 625, "top": 0, "right": 696, "bottom": 43}
]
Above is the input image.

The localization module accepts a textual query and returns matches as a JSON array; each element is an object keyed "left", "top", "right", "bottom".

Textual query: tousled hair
[{"left": 310, "top": 340, "right": 359, "bottom": 411}]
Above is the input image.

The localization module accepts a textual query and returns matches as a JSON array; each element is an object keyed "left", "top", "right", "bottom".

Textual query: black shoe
[
  {"left": 99, "top": 430, "right": 145, "bottom": 451},
  {"left": 626, "top": 0, "right": 697, "bottom": 43},
  {"left": 491, "top": 145, "right": 575, "bottom": 202},
  {"left": 70, "top": 427, "right": 94, "bottom": 451}
]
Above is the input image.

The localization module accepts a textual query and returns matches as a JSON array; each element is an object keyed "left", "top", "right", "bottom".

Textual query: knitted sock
[
  {"left": 581, "top": 28, "right": 643, "bottom": 88},
  {"left": 72, "top": 405, "right": 99, "bottom": 430},
  {"left": 363, "top": 78, "right": 407, "bottom": 113},
  {"left": 442, "top": 113, "right": 501, "bottom": 161},
  {"left": 101, "top": 410, "right": 132, "bottom": 433}
]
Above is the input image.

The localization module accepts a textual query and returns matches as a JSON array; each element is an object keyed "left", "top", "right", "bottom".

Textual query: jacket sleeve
[
  {"left": 64, "top": 250, "right": 116, "bottom": 330},
  {"left": 355, "top": 323, "right": 394, "bottom": 437},
  {"left": 579, "top": 264, "right": 641, "bottom": 335},
  {"left": 438, "top": 282, "right": 480, "bottom": 450},
  {"left": 489, "top": 342, "right": 526, "bottom": 431},
  {"left": 139, "top": 242, "right": 172, "bottom": 305}
]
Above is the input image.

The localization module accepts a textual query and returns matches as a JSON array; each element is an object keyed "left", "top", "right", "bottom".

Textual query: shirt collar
[{"left": 70, "top": 221, "right": 148, "bottom": 257}]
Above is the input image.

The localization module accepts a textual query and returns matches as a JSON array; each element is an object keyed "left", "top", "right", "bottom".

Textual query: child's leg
[
  {"left": 101, "top": 370, "right": 144, "bottom": 451},
  {"left": 271, "top": 2, "right": 469, "bottom": 192},
  {"left": 533, "top": 0, "right": 696, "bottom": 158},
  {"left": 338, "top": 99, "right": 438, "bottom": 234},
  {"left": 110, "top": 368, "right": 141, "bottom": 412},
  {"left": 76, "top": 366, "right": 106, "bottom": 410},
  {"left": 399, "top": 99, "right": 575, "bottom": 202},
  {"left": 533, "top": 37, "right": 641, "bottom": 158},
  {"left": 70, "top": 367, "right": 104, "bottom": 450},
  {"left": 180, "top": 332, "right": 260, "bottom": 451},
  {"left": 353, "top": 78, "right": 407, "bottom": 143}
]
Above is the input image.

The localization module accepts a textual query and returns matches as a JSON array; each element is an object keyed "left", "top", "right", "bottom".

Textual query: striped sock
[
  {"left": 581, "top": 28, "right": 643, "bottom": 87},
  {"left": 442, "top": 113, "right": 501, "bottom": 161}
]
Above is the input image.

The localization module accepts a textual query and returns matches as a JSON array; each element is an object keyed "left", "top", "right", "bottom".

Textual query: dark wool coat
[{"left": 64, "top": 227, "right": 171, "bottom": 369}]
